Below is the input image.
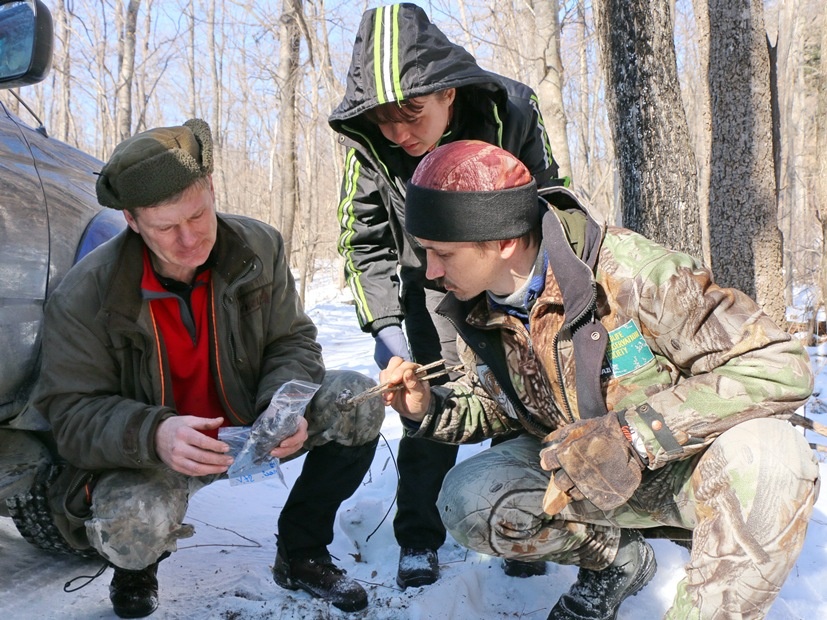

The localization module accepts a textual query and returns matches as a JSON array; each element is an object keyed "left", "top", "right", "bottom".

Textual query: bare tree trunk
[
  {"left": 116, "top": 1, "right": 140, "bottom": 141},
  {"left": 275, "top": 0, "right": 302, "bottom": 260},
  {"left": 594, "top": 0, "right": 702, "bottom": 257},
  {"left": 187, "top": 0, "right": 197, "bottom": 119},
  {"left": 133, "top": 0, "right": 152, "bottom": 134},
  {"left": 54, "top": 0, "right": 72, "bottom": 142},
  {"left": 207, "top": 0, "right": 227, "bottom": 207},
  {"left": 456, "top": 0, "right": 477, "bottom": 57},
  {"left": 573, "top": 1, "right": 589, "bottom": 181},
  {"left": 533, "top": 0, "right": 572, "bottom": 179},
  {"left": 704, "top": 0, "right": 786, "bottom": 325},
  {"left": 95, "top": 5, "right": 114, "bottom": 158},
  {"left": 816, "top": 2, "right": 827, "bottom": 338}
]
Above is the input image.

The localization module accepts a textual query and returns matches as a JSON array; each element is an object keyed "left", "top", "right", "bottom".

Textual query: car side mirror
[{"left": 0, "top": 0, "right": 53, "bottom": 89}]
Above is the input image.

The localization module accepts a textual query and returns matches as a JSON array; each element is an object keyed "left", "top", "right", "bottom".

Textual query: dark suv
[{"left": 0, "top": 0, "right": 123, "bottom": 549}]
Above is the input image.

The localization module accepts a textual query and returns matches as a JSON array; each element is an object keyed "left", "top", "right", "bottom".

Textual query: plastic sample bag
[{"left": 220, "top": 379, "right": 320, "bottom": 486}]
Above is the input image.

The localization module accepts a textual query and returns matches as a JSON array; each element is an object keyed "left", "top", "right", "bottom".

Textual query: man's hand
[
  {"left": 268, "top": 415, "right": 308, "bottom": 459},
  {"left": 155, "top": 416, "right": 233, "bottom": 476},
  {"left": 379, "top": 357, "right": 432, "bottom": 422},
  {"left": 538, "top": 412, "right": 645, "bottom": 515}
]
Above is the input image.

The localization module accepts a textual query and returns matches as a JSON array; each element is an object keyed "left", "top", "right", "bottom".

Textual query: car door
[{"left": 0, "top": 101, "right": 49, "bottom": 419}]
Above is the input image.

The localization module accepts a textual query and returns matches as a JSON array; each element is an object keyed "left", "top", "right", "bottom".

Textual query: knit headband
[{"left": 404, "top": 179, "right": 539, "bottom": 242}]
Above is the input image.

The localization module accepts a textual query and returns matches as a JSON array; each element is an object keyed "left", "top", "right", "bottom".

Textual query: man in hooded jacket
[
  {"left": 329, "top": 2, "right": 560, "bottom": 586},
  {"left": 382, "top": 140, "right": 820, "bottom": 619}
]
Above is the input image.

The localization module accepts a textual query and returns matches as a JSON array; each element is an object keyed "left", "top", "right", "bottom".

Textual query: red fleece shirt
[{"left": 141, "top": 248, "right": 226, "bottom": 438}]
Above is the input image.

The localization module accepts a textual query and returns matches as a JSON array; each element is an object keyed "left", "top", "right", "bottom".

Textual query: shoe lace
[
  {"left": 64, "top": 561, "right": 109, "bottom": 593},
  {"left": 63, "top": 551, "right": 167, "bottom": 593},
  {"left": 308, "top": 554, "right": 347, "bottom": 576}
]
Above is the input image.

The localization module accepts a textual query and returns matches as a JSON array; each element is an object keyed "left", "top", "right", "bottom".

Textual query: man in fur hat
[{"left": 30, "top": 119, "right": 383, "bottom": 617}]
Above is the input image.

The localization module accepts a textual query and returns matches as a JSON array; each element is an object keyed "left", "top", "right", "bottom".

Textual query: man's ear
[
  {"left": 123, "top": 210, "right": 140, "bottom": 234},
  {"left": 498, "top": 237, "right": 520, "bottom": 259}
]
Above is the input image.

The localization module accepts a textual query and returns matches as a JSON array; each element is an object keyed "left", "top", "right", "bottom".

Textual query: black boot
[
  {"left": 274, "top": 439, "right": 377, "bottom": 610},
  {"left": 503, "top": 558, "right": 547, "bottom": 578},
  {"left": 396, "top": 547, "right": 439, "bottom": 589},
  {"left": 273, "top": 551, "right": 367, "bottom": 612},
  {"left": 109, "top": 561, "right": 160, "bottom": 619},
  {"left": 548, "top": 529, "right": 656, "bottom": 620}
]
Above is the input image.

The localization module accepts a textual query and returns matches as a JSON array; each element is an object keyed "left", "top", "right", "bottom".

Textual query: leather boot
[
  {"left": 273, "top": 551, "right": 367, "bottom": 612},
  {"left": 396, "top": 547, "right": 439, "bottom": 588},
  {"left": 109, "top": 561, "right": 160, "bottom": 618},
  {"left": 548, "top": 529, "right": 656, "bottom": 620}
]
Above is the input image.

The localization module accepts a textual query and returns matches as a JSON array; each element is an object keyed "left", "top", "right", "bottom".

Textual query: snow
[{"left": 2, "top": 266, "right": 827, "bottom": 619}]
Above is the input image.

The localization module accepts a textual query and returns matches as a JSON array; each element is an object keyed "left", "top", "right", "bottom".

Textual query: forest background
[{"left": 1, "top": 0, "right": 825, "bottom": 334}]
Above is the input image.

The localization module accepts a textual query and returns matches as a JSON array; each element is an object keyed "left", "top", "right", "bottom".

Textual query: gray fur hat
[{"left": 96, "top": 118, "right": 213, "bottom": 210}]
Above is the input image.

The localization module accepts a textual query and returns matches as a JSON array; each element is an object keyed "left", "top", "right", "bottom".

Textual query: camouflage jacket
[{"left": 412, "top": 187, "right": 813, "bottom": 470}]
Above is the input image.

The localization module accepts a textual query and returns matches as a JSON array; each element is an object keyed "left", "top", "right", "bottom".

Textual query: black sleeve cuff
[{"left": 369, "top": 317, "right": 403, "bottom": 336}]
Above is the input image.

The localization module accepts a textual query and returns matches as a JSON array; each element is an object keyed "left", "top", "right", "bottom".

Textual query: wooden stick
[
  {"left": 343, "top": 360, "right": 463, "bottom": 408},
  {"left": 789, "top": 413, "right": 827, "bottom": 438},
  {"left": 809, "top": 443, "right": 827, "bottom": 455}
]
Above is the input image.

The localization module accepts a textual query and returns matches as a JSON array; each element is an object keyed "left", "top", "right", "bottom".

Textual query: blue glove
[{"left": 373, "top": 325, "right": 411, "bottom": 369}]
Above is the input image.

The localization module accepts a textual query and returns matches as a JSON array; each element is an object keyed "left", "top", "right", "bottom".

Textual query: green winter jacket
[
  {"left": 31, "top": 214, "right": 324, "bottom": 471},
  {"left": 416, "top": 187, "right": 813, "bottom": 470}
]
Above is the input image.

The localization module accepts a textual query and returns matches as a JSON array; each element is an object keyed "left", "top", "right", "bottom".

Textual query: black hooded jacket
[{"left": 329, "top": 3, "right": 560, "bottom": 333}]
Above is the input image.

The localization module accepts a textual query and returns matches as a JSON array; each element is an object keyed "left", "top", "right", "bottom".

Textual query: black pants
[
  {"left": 278, "top": 437, "right": 379, "bottom": 559},
  {"left": 393, "top": 286, "right": 460, "bottom": 550}
]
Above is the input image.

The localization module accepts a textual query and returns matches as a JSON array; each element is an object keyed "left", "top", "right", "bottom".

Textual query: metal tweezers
[{"left": 344, "top": 359, "right": 463, "bottom": 408}]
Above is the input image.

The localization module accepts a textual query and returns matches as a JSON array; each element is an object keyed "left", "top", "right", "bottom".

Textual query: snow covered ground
[{"left": 2, "top": 268, "right": 827, "bottom": 619}]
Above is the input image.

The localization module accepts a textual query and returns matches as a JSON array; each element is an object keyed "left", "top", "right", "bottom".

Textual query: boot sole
[
  {"left": 396, "top": 572, "right": 438, "bottom": 589},
  {"left": 110, "top": 595, "right": 159, "bottom": 619},
  {"left": 273, "top": 570, "right": 368, "bottom": 612}
]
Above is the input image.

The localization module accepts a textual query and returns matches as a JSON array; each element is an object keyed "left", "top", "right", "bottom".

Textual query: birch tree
[
  {"left": 53, "top": 0, "right": 72, "bottom": 142},
  {"left": 813, "top": 3, "right": 827, "bottom": 335},
  {"left": 115, "top": 1, "right": 140, "bottom": 141},
  {"left": 532, "top": 0, "right": 572, "bottom": 179},
  {"left": 275, "top": 0, "right": 302, "bottom": 259}
]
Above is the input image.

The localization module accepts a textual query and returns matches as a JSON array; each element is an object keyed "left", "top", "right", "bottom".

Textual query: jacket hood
[{"left": 329, "top": 3, "right": 505, "bottom": 132}]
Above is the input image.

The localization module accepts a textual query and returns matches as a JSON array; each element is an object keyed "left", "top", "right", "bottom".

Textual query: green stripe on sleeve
[{"left": 336, "top": 149, "right": 373, "bottom": 326}]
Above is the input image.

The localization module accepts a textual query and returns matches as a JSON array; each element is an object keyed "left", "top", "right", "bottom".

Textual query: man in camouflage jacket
[{"left": 381, "top": 140, "right": 819, "bottom": 619}]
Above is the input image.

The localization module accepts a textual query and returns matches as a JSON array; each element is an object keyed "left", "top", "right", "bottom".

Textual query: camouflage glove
[{"left": 539, "top": 411, "right": 645, "bottom": 515}]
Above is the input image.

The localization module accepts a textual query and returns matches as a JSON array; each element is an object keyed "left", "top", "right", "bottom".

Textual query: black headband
[{"left": 404, "top": 179, "right": 539, "bottom": 242}]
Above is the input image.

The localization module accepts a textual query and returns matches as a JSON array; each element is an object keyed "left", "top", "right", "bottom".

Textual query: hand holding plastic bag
[{"left": 221, "top": 379, "right": 320, "bottom": 485}]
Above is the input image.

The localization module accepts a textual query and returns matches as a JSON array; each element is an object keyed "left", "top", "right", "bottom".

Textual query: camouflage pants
[
  {"left": 438, "top": 418, "right": 819, "bottom": 619},
  {"left": 85, "top": 369, "right": 384, "bottom": 570}
]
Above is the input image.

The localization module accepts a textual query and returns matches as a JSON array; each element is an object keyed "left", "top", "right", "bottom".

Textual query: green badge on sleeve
[{"left": 606, "top": 320, "right": 654, "bottom": 377}]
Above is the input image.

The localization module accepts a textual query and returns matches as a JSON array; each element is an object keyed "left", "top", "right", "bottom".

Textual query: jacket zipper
[
  {"left": 553, "top": 280, "right": 598, "bottom": 425},
  {"left": 215, "top": 260, "right": 256, "bottom": 425}
]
